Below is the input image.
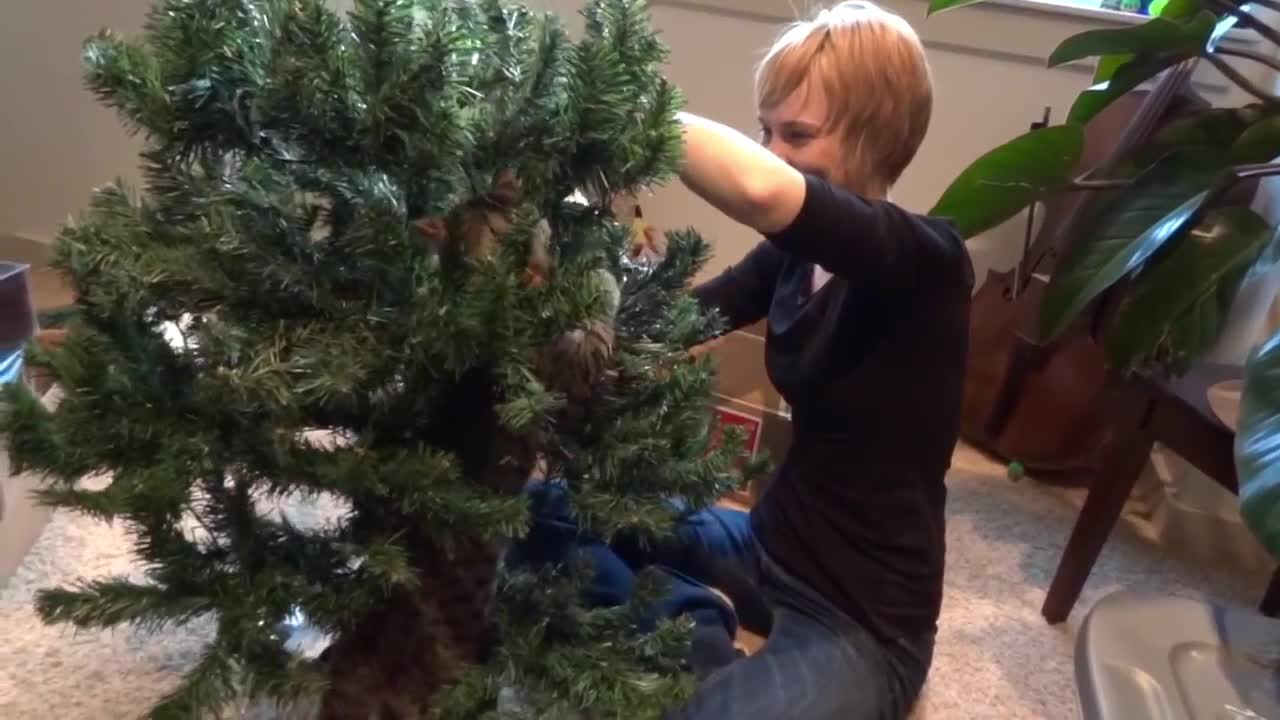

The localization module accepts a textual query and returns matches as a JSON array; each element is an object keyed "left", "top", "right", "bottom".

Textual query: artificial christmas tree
[{"left": 0, "top": 0, "right": 755, "bottom": 717}]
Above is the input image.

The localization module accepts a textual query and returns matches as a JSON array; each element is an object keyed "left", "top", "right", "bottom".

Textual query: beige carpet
[{"left": 0, "top": 444, "right": 1269, "bottom": 719}]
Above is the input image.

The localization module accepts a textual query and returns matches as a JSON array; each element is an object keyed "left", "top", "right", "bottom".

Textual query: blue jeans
[
  {"left": 507, "top": 481, "right": 934, "bottom": 720},
  {"left": 0, "top": 346, "right": 23, "bottom": 385}
]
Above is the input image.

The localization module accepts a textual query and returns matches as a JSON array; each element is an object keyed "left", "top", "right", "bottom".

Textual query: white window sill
[
  {"left": 962, "top": 0, "right": 1255, "bottom": 43},
  {"left": 656, "top": 0, "right": 1256, "bottom": 45},
  {"left": 987, "top": 0, "right": 1157, "bottom": 25}
]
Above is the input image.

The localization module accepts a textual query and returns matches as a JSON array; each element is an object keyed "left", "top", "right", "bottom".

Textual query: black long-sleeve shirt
[{"left": 692, "top": 173, "right": 974, "bottom": 642}]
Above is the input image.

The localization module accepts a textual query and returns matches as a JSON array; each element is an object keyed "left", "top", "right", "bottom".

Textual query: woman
[{"left": 520, "top": 3, "right": 972, "bottom": 718}]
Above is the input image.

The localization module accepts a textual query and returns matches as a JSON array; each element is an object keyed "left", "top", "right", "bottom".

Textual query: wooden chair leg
[
  {"left": 1042, "top": 427, "right": 1154, "bottom": 624},
  {"left": 1260, "top": 566, "right": 1280, "bottom": 618}
]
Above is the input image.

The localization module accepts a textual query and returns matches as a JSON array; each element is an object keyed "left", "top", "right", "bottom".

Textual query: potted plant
[
  {"left": 927, "top": 0, "right": 1280, "bottom": 477},
  {"left": 929, "top": 0, "right": 1280, "bottom": 376},
  {"left": 928, "top": 4, "right": 1280, "bottom": 714}
]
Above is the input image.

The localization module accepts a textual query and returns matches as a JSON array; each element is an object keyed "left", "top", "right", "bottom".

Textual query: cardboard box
[
  {"left": 701, "top": 321, "right": 792, "bottom": 506},
  {"left": 609, "top": 197, "right": 792, "bottom": 505}
]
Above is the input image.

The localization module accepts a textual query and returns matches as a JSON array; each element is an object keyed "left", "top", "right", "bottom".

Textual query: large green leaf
[
  {"left": 1048, "top": 12, "right": 1216, "bottom": 67},
  {"left": 1068, "top": 53, "right": 1183, "bottom": 126},
  {"left": 1039, "top": 150, "right": 1224, "bottom": 341},
  {"left": 1163, "top": 262, "right": 1252, "bottom": 373},
  {"left": 1136, "top": 106, "right": 1260, "bottom": 166},
  {"left": 1236, "top": 328, "right": 1280, "bottom": 561},
  {"left": 1232, "top": 113, "right": 1280, "bottom": 164},
  {"left": 1152, "top": 0, "right": 1205, "bottom": 19},
  {"left": 928, "top": 124, "right": 1084, "bottom": 239},
  {"left": 1093, "top": 54, "right": 1132, "bottom": 84},
  {"left": 1063, "top": 10, "right": 1233, "bottom": 127},
  {"left": 1247, "top": 230, "right": 1280, "bottom": 281},
  {"left": 1103, "top": 206, "right": 1273, "bottom": 373}
]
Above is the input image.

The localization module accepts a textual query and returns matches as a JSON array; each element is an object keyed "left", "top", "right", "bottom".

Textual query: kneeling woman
[{"left": 518, "top": 3, "right": 973, "bottom": 719}]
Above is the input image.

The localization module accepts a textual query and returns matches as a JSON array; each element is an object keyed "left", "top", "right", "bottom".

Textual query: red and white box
[{"left": 710, "top": 405, "right": 763, "bottom": 462}]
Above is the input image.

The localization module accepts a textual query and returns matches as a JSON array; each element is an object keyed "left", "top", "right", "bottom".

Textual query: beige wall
[
  {"left": 0, "top": 1, "right": 150, "bottom": 244},
  {"left": 4, "top": 0, "right": 1276, "bottom": 292},
  {"left": 594, "top": 0, "right": 1275, "bottom": 287},
  {"left": 0, "top": 0, "right": 357, "bottom": 246}
]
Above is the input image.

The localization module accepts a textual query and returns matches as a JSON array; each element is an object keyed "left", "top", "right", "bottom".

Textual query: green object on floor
[
  {"left": 36, "top": 305, "right": 75, "bottom": 329},
  {"left": 1008, "top": 461, "right": 1025, "bottom": 482}
]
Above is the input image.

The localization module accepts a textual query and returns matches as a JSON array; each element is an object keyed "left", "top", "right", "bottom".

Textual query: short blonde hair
[{"left": 755, "top": 1, "right": 933, "bottom": 197}]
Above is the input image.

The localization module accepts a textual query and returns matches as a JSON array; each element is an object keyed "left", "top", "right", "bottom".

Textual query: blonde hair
[{"left": 755, "top": 1, "right": 933, "bottom": 197}]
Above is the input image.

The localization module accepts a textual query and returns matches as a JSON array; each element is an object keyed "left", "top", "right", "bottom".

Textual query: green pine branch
[
  {"left": 350, "top": 0, "right": 416, "bottom": 104},
  {"left": 470, "top": 5, "right": 577, "bottom": 199},
  {"left": 1, "top": 384, "right": 77, "bottom": 479},
  {"left": 148, "top": 640, "right": 241, "bottom": 720},
  {"left": 264, "top": 0, "right": 362, "bottom": 163},
  {"left": 135, "top": 0, "right": 276, "bottom": 158},
  {"left": 239, "top": 435, "right": 534, "bottom": 545},
  {"left": 28, "top": 485, "right": 128, "bottom": 522},
  {"left": 34, "top": 577, "right": 214, "bottom": 631},
  {"left": 548, "top": 351, "right": 740, "bottom": 541},
  {"left": 617, "top": 228, "right": 721, "bottom": 347},
  {"left": 566, "top": 0, "right": 681, "bottom": 199},
  {"left": 444, "top": 564, "right": 697, "bottom": 720},
  {"left": 354, "top": 531, "right": 423, "bottom": 590},
  {"left": 145, "top": 611, "right": 328, "bottom": 720},
  {"left": 1, "top": 324, "right": 204, "bottom": 492},
  {"left": 234, "top": 640, "right": 331, "bottom": 714},
  {"left": 82, "top": 31, "right": 173, "bottom": 140}
]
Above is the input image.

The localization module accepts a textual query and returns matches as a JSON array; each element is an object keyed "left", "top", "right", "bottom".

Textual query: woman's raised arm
[{"left": 675, "top": 112, "right": 807, "bottom": 236}]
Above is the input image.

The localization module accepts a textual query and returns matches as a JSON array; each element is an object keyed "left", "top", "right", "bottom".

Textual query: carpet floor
[{"left": 0, "top": 444, "right": 1268, "bottom": 719}]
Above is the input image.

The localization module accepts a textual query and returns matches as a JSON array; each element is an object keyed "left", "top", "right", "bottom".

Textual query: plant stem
[
  {"left": 1068, "top": 163, "right": 1280, "bottom": 195},
  {"left": 1219, "top": 0, "right": 1280, "bottom": 12},
  {"left": 1069, "top": 177, "right": 1134, "bottom": 190},
  {"left": 1217, "top": 45, "right": 1280, "bottom": 74},
  {"left": 1206, "top": 53, "right": 1280, "bottom": 104},
  {"left": 1208, "top": 0, "right": 1280, "bottom": 49},
  {"left": 1196, "top": 161, "right": 1280, "bottom": 211},
  {"left": 1235, "top": 162, "right": 1280, "bottom": 179}
]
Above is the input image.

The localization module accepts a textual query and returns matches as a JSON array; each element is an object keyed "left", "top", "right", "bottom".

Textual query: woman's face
[{"left": 758, "top": 79, "right": 845, "bottom": 186}]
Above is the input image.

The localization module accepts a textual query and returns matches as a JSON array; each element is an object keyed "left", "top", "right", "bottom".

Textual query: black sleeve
[
  {"left": 691, "top": 240, "right": 785, "bottom": 332},
  {"left": 765, "top": 173, "right": 966, "bottom": 292}
]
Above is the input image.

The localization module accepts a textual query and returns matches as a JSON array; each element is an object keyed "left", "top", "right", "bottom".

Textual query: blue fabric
[
  {"left": 508, "top": 480, "right": 734, "bottom": 631},
  {"left": 664, "top": 545, "right": 933, "bottom": 720},
  {"left": 0, "top": 347, "right": 23, "bottom": 385},
  {"left": 508, "top": 481, "right": 934, "bottom": 720}
]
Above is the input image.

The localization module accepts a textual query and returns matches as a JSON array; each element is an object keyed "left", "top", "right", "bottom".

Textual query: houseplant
[
  {"left": 927, "top": 0, "right": 1280, "bottom": 577},
  {"left": 929, "top": 0, "right": 1280, "bottom": 378},
  {"left": 0, "top": 0, "right": 753, "bottom": 718}
]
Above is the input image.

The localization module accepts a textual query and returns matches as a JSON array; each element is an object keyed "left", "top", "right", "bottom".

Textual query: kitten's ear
[
  {"left": 627, "top": 204, "right": 667, "bottom": 261},
  {"left": 524, "top": 219, "right": 554, "bottom": 288},
  {"left": 489, "top": 168, "right": 522, "bottom": 208},
  {"left": 458, "top": 206, "right": 507, "bottom": 261},
  {"left": 411, "top": 216, "right": 450, "bottom": 254},
  {"left": 572, "top": 172, "right": 611, "bottom": 210}
]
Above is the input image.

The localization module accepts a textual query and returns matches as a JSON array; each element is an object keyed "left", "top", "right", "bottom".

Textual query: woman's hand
[{"left": 675, "top": 112, "right": 807, "bottom": 235}]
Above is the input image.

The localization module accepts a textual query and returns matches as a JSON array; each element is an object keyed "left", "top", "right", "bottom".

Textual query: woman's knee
[
  {"left": 521, "top": 478, "right": 572, "bottom": 521},
  {"left": 679, "top": 506, "right": 753, "bottom": 557}
]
